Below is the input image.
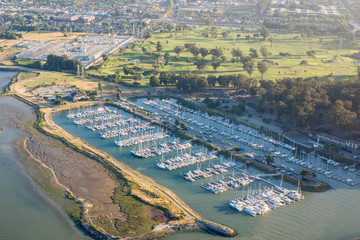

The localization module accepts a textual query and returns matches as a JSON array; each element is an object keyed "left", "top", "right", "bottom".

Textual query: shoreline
[
  {"left": 44, "top": 101, "right": 237, "bottom": 238},
  {"left": 12, "top": 137, "right": 90, "bottom": 235},
  {"left": 6, "top": 83, "right": 236, "bottom": 239},
  {"left": 0, "top": 96, "right": 90, "bottom": 239}
]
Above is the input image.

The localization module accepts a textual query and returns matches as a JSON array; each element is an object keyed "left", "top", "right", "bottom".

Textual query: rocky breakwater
[{"left": 198, "top": 219, "right": 237, "bottom": 237}]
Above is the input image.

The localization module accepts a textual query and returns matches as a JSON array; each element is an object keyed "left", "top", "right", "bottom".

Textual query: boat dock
[
  {"left": 157, "top": 151, "right": 217, "bottom": 171},
  {"left": 132, "top": 140, "right": 192, "bottom": 158},
  {"left": 181, "top": 161, "right": 238, "bottom": 182},
  {"left": 202, "top": 174, "right": 254, "bottom": 194}
]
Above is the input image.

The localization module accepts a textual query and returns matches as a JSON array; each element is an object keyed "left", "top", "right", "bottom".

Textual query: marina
[
  {"left": 202, "top": 173, "right": 254, "bottom": 194},
  {"left": 229, "top": 185, "right": 303, "bottom": 217},
  {"left": 115, "top": 131, "right": 169, "bottom": 147},
  {"left": 156, "top": 150, "right": 217, "bottom": 171},
  {"left": 53, "top": 101, "right": 360, "bottom": 240},
  {"left": 131, "top": 140, "right": 192, "bottom": 158},
  {"left": 100, "top": 123, "right": 155, "bottom": 139},
  {"left": 87, "top": 117, "right": 138, "bottom": 131},
  {"left": 74, "top": 113, "right": 123, "bottom": 125},
  {"left": 67, "top": 106, "right": 113, "bottom": 119},
  {"left": 181, "top": 161, "right": 237, "bottom": 182},
  {"left": 139, "top": 98, "right": 359, "bottom": 186}
]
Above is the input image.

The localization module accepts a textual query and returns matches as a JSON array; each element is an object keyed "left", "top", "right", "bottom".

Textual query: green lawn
[
  {"left": 87, "top": 26, "right": 360, "bottom": 86},
  {"left": 24, "top": 72, "right": 114, "bottom": 91}
]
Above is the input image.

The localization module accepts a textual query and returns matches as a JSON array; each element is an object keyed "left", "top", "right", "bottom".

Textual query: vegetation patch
[{"left": 109, "top": 182, "right": 157, "bottom": 237}]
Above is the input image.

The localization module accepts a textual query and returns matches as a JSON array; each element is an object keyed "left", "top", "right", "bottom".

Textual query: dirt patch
[
  {"left": 25, "top": 129, "right": 127, "bottom": 220},
  {"left": 148, "top": 206, "right": 170, "bottom": 222}
]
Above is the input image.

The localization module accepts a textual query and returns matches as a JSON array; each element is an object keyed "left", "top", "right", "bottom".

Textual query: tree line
[
  {"left": 149, "top": 71, "right": 258, "bottom": 93},
  {"left": 18, "top": 54, "right": 82, "bottom": 73},
  {"left": 43, "top": 54, "right": 82, "bottom": 72},
  {"left": 0, "top": 30, "right": 22, "bottom": 39},
  {"left": 258, "top": 77, "right": 360, "bottom": 136}
]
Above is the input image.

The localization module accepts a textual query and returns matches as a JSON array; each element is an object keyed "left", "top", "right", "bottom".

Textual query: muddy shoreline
[
  {"left": 0, "top": 95, "right": 201, "bottom": 239},
  {"left": 12, "top": 137, "right": 87, "bottom": 233},
  {"left": 0, "top": 96, "right": 90, "bottom": 238}
]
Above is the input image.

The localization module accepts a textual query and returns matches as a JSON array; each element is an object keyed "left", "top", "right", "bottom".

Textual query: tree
[
  {"left": 102, "top": 55, "right": 108, "bottom": 62},
  {"left": 176, "top": 74, "right": 208, "bottom": 92},
  {"left": 156, "top": 41, "right": 163, "bottom": 53},
  {"left": 329, "top": 100, "right": 357, "bottom": 129},
  {"left": 265, "top": 155, "right": 274, "bottom": 164},
  {"left": 306, "top": 50, "right": 316, "bottom": 57},
  {"left": 221, "top": 32, "right": 228, "bottom": 38},
  {"left": 144, "top": 32, "right": 151, "bottom": 39},
  {"left": 231, "top": 48, "right": 243, "bottom": 58},
  {"left": 119, "top": 48, "right": 125, "bottom": 55},
  {"left": 257, "top": 61, "right": 269, "bottom": 78},
  {"left": 44, "top": 54, "right": 81, "bottom": 72},
  {"left": 250, "top": 87, "right": 257, "bottom": 97},
  {"left": 207, "top": 75, "right": 217, "bottom": 87},
  {"left": 54, "top": 93, "right": 62, "bottom": 105},
  {"left": 173, "top": 46, "right": 184, "bottom": 57},
  {"left": 194, "top": 58, "right": 207, "bottom": 71},
  {"left": 159, "top": 72, "right": 175, "bottom": 86},
  {"left": 200, "top": 48, "right": 209, "bottom": 58},
  {"left": 149, "top": 75, "right": 160, "bottom": 87},
  {"left": 98, "top": 82, "right": 103, "bottom": 92},
  {"left": 133, "top": 73, "right": 142, "bottom": 81},
  {"left": 260, "top": 26, "right": 270, "bottom": 40},
  {"left": 300, "top": 60, "right": 308, "bottom": 66},
  {"left": 249, "top": 48, "right": 258, "bottom": 58},
  {"left": 279, "top": 52, "right": 292, "bottom": 58},
  {"left": 242, "top": 56, "right": 255, "bottom": 77},
  {"left": 123, "top": 65, "right": 130, "bottom": 75},
  {"left": 210, "top": 48, "right": 223, "bottom": 57},
  {"left": 260, "top": 46, "right": 271, "bottom": 59},
  {"left": 190, "top": 47, "right": 201, "bottom": 58},
  {"left": 128, "top": 69, "right": 135, "bottom": 75},
  {"left": 211, "top": 61, "right": 221, "bottom": 71},
  {"left": 184, "top": 43, "right": 196, "bottom": 49},
  {"left": 300, "top": 169, "right": 315, "bottom": 180},
  {"left": 164, "top": 52, "right": 170, "bottom": 63},
  {"left": 28, "top": 60, "right": 42, "bottom": 69}
]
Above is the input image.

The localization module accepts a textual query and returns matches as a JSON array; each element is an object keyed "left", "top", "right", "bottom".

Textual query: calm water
[
  {"left": 0, "top": 94, "right": 90, "bottom": 240},
  {"left": 54, "top": 105, "right": 360, "bottom": 240},
  {"left": 0, "top": 71, "right": 16, "bottom": 90}
]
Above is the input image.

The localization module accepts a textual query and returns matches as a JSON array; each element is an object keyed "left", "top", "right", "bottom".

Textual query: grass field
[
  {"left": 22, "top": 71, "right": 115, "bottom": 91},
  {"left": 87, "top": 26, "right": 360, "bottom": 86}
]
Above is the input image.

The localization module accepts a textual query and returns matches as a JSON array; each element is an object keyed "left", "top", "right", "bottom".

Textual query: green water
[
  {"left": 54, "top": 106, "right": 360, "bottom": 240},
  {"left": 0, "top": 94, "right": 90, "bottom": 240}
]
